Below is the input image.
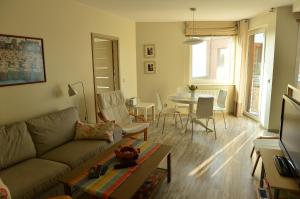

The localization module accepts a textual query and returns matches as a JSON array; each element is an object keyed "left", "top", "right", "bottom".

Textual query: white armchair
[{"left": 97, "top": 90, "right": 149, "bottom": 141}]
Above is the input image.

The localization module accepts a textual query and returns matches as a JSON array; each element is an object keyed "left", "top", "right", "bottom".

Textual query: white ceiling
[{"left": 77, "top": 0, "right": 293, "bottom": 22}]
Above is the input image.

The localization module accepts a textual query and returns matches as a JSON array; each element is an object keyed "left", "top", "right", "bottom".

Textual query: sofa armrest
[{"left": 129, "top": 113, "right": 146, "bottom": 122}]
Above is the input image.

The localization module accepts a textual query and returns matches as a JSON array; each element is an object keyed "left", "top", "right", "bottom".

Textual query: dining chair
[
  {"left": 250, "top": 135, "right": 280, "bottom": 176},
  {"left": 213, "top": 90, "right": 227, "bottom": 129},
  {"left": 191, "top": 97, "right": 216, "bottom": 140},
  {"left": 176, "top": 87, "right": 188, "bottom": 96},
  {"left": 174, "top": 87, "right": 189, "bottom": 110},
  {"left": 97, "top": 90, "right": 149, "bottom": 141},
  {"left": 156, "top": 92, "right": 183, "bottom": 134}
]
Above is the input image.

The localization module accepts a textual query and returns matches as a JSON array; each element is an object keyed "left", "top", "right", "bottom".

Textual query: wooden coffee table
[{"left": 60, "top": 139, "right": 172, "bottom": 199}]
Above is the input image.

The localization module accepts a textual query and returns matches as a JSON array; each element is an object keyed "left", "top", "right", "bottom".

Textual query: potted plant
[{"left": 187, "top": 84, "right": 198, "bottom": 98}]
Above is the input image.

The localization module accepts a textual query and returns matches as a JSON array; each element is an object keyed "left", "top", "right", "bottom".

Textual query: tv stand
[
  {"left": 273, "top": 155, "right": 294, "bottom": 177},
  {"left": 259, "top": 149, "right": 300, "bottom": 199}
]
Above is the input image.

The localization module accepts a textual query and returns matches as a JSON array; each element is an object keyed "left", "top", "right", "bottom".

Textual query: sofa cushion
[
  {"left": 74, "top": 121, "right": 114, "bottom": 142},
  {"left": 0, "top": 158, "right": 70, "bottom": 199},
  {"left": 26, "top": 107, "right": 79, "bottom": 156},
  {"left": 41, "top": 140, "right": 111, "bottom": 168},
  {"left": 0, "top": 122, "right": 36, "bottom": 170}
]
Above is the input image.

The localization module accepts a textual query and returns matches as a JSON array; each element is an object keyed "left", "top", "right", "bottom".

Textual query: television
[{"left": 279, "top": 94, "right": 300, "bottom": 184}]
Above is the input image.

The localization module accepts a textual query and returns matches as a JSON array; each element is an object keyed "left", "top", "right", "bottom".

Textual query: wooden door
[
  {"left": 91, "top": 34, "right": 120, "bottom": 121},
  {"left": 92, "top": 37, "right": 119, "bottom": 93}
]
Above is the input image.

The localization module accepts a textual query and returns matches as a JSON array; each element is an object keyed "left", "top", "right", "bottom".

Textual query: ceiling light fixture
[{"left": 184, "top": 8, "right": 203, "bottom": 45}]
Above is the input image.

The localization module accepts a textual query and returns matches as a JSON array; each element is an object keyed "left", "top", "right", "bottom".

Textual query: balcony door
[{"left": 245, "top": 32, "right": 265, "bottom": 119}]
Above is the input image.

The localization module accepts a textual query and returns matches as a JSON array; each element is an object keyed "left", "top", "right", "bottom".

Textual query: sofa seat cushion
[
  {"left": 0, "top": 158, "right": 70, "bottom": 199},
  {"left": 41, "top": 140, "right": 111, "bottom": 168},
  {"left": 26, "top": 107, "right": 79, "bottom": 156},
  {"left": 0, "top": 122, "right": 36, "bottom": 170}
]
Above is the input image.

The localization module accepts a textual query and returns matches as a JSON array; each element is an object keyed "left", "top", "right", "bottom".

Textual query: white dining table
[
  {"left": 169, "top": 93, "right": 214, "bottom": 132},
  {"left": 169, "top": 93, "right": 213, "bottom": 113}
]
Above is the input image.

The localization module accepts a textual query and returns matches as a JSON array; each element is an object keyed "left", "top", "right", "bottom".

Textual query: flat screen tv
[{"left": 279, "top": 94, "right": 300, "bottom": 184}]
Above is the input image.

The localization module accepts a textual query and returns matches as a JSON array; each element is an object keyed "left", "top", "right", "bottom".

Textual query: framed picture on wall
[
  {"left": 144, "top": 44, "right": 155, "bottom": 58},
  {"left": 0, "top": 34, "right": 46, "bottom": 87},
  {"left": 144, "top": 61, "right": 156, "bottom": 74}
]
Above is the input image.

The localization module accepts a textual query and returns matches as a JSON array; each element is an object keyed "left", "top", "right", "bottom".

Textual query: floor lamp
[{"left": 68, "top": 81, "right": 88, "bottom": 121}]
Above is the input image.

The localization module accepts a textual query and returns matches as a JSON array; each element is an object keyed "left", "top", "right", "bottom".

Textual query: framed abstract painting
[{"left": 0, "top": 34, "right": 46, "bottom": 87}]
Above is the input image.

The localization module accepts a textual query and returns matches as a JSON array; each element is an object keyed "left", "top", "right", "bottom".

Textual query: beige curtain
[
  {"left": 233, "top": 19, "right": 249, "bottom": 117},
  {"left": 185, "top": 21, "right": 238, "bottom": 36}
]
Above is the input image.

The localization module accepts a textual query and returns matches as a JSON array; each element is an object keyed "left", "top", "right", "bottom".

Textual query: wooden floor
[{"left": 141, "top": 114, "right": 270, "bottom": 199}]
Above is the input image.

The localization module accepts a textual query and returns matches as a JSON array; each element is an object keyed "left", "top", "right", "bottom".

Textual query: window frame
[{"left": 189, "top": 36, "right": 236, "bottom": 85}]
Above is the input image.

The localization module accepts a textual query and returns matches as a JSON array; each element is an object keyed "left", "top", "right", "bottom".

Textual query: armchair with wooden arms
[{"left": 97, "top": 90, "right": 149, "bottom": 141}]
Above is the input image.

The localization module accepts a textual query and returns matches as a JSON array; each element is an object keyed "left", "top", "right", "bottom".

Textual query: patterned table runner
[{"left": 67, "top": 140, "right": 161, "bottom": 198}]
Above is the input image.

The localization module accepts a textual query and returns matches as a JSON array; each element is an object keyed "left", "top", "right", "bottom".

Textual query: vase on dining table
[
  {"left": 187, "top": 84, "right": 198, "bottom": 98},
  {"left": 191, "top": 91, "right": 195, "bottom": 98}
]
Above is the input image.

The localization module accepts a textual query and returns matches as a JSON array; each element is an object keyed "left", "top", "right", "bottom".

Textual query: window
[{"left": 191, "top": 36, "right": 235, "bottom": 84}]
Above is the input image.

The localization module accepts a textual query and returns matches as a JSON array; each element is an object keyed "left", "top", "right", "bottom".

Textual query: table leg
[
  {"left": 185, "top": 114, "right": 190, "bottom": 133},
  {"left": 197, "top": 121, "right": 213, "bottom": 132},
  {"left": 260, "top": 163, "right": 265, "bottom": 188},
  {"left": 152, "top": 105, "right": 155, "bottom": 121},
  {"left": 274, "top": 189, "right": 280, "bottom": 199},
  {"left": 145, "top": 108, "right": 148, "bottom": 121},
  {"left": 167, "top": 153, "right": 171, "bottom": 183},
  {"left": 188, "top": 103, "right": 194, "bottom": 113},
  {"left": 64, "top": 183, "right": 72, "bottom": 196}
]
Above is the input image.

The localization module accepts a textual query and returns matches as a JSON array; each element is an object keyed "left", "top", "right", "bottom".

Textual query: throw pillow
[
  {"left": 0, "top": 178, "right": 11, "bottom": 199},
  {"left": 75, "top": 121, "right": 114, "bottom": 142}
]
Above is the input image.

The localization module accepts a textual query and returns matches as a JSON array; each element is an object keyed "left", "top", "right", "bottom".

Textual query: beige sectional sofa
[{"left": 0, "top": 107, "right": 123, "bottom": 199}]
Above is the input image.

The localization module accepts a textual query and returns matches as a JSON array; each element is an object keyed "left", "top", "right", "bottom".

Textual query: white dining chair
[
  {"left": 213, "top": 90, "right": 227, "bottom": 129},
  {"left": 156, "top": 92, "right": 183, "bottom": 134},
  {"left": 175, "top": 87, "right": 189, "bottom": 109},
  {"left": 191, "top": 97, "right": 216, "bottom": 140},
  {"left": 176, "top": 87, "right": 188, "bottom": 96}
]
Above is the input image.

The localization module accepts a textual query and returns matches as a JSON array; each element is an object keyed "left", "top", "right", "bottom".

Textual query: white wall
[
  {"left": 269, "top": 6, "right": 299, "bottom": 130},
  {"left": 248, "top": 6, "right": 299, "bottom": 131},
  {"left": 249, "top": 12, "right": 277, "bottom": 129},
  {"left": 136, "top": 22, "right": 235, "bottom": 113},
  {"left": 0, "top": 0, "right": 137, "bottom": 125}
]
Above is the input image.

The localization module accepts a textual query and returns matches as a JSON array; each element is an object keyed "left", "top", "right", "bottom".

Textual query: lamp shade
[
  {"left": 184, "top": 37, "right": 203, "bottom": 45},
  {"left": 184, "top": 8, "right": 204, "bottom": 45},
  {"left": 68, "top": 84, "right": 78, "bottom": 96}
]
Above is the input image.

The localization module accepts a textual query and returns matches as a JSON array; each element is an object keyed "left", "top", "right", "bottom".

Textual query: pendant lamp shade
[
  {"left": 183, "top": 37, "right": 203, "bottom": 45},
  {"left": 184, "top": 8, "right": 203, "bottom": 45}
]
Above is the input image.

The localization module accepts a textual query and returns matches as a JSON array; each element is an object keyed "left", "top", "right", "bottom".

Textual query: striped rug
[{"left": 67, "top": 140, "right": 161, "bottom": 199}]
